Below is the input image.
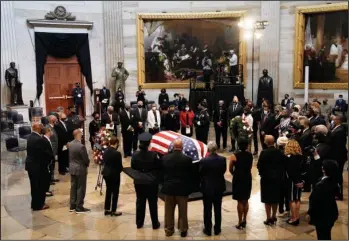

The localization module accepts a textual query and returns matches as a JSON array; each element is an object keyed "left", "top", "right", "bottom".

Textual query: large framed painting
[
  {"left": 136, "top": 11, "right": 247, "bottom": 89},
  {"left": 294, "top": 2, "right": 348, "bottom": 89}
]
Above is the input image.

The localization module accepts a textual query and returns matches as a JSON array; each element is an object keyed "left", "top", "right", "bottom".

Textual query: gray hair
[
  {"left": 207, "top": 141, "right": 218, "bottom": 154},
  {"left": 107, "top": 106, "right": 114, "bottom": 111},
  {"left": 56, "top": 106, "right": 64, "bottom": 113},
  {"left": 314, "top": 125, "right": 328, "bottom": 136}
]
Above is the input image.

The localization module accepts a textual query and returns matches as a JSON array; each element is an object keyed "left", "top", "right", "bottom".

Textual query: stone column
[
  {"left": 103, "top": 1, "right": 124, "bottom": 102},
  {"left": 1, "top": 1, "right": 19, "bottom": 107},
  {"left": 259, "top": 1, "right": 281, "bottom": 104}
]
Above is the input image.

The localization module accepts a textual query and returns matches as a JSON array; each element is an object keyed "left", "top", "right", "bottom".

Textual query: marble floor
[{"left": 1, "top": 124, "right": 348, "bottom": 240}]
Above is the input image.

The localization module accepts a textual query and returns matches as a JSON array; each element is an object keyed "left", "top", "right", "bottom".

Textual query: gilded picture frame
[
  {"left": 293, "top": 2, "right": 348, "bottom": 90},
  {"left": 136, "top": 11, "right": 247, "bottom": 89}
]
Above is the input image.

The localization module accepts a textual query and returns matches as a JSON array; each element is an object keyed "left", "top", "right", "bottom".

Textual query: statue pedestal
[{"left": 7, "top": 105, "right": 29, "bottom": 123}]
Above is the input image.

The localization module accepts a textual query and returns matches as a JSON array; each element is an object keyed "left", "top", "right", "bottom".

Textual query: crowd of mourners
[{"left": 25, "top": 87, "right": 347, "bottom": 240}]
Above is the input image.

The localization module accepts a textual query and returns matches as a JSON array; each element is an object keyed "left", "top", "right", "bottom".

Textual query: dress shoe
[
  {"left": 165, "top": 231, "right": 174, "bottom": 237},
  {"left": 203, "top": 229, "right": 211, "bottom": 236},
  {"left": 52, "top": 179, "right": 60, "bottom": 182},
  {"left": 46, "top": 191, "right": 53, "bottom": 197},
  {"left": 152, "top": 222, "right": 160, "bottom": 230},
  {"left": 104, "top": 211, "right": 111, "bottom": 216},
  {"left": 214, "top": 229, "right": 221, "bottom": 235},
  {"left": 287, "top": 219, "right": 300, "bottom": 226},
  {"left": 180, "top": 231, "right": 188, "bottom": 237},
  {"left": 41, "top": 204, "right": 49, "bottom": 210},
  {"left": 69, "top": 206, "right": 76, "bottom": 212},
  {"left": 123, "top": 155, "right": 128, "bottom": 158},
  {"left": 50, "top": 182, "right": 56, "bottom": 185},
  {"left": 137, "top": 224, "right": 143, "bottom": 229},
  {"left": 111, "top": 211, "right": 122, "bottom": 217},
  {"left": 75, "top": 207, "right": 91, "bottom": 214}
]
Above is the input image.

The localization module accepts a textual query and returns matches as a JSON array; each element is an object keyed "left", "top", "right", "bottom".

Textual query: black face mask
[{"left": 138, "top": 105, "right": 142, "bottom": 108}]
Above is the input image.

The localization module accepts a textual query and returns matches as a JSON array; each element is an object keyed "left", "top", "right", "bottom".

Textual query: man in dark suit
[
  {"left": 99, "top": 86, "right": 111, "bottom": 113},
  {"left": 101, "top": 105, "right": 119, "bottom": 136},
  {"left": 72, "top": 82, "right": 85, "bottom": 117},
  {"left": 260, "top": 103, "right": 276, "bottom": 150},
  {"left": 309, "top": 107, "right": 326, "bottom": 128},
  {"left": 42, "top": 127, "right": 55, "bottom": 197},
  {"left": 161, "top": 139, "right": 194, "bottom": 238},
  {"left": 55, "top": 112, "right": 69, "bottom": 175},
  {"left": 119, "top": 103, "right": 135, "bottom": 157},
  {"left": 69, "top": 129, "right": 90, "bottom": 213},
  {"left": 328, "top": 115, "right": 347, "bottom": 200},
  {"left": 307, "top": 160, "right": 339, "bottom": 240},
  {"left": 25, "top": 123, "right": 49, "bottom": 211},
  {"left": 213, "top": 100, "right": 228, "bottom": 150},
  {"left": 46, "top": 115, "right": 59, "bottom": 183},
  {"left": 89, "top": 112, "right": 100, "bottom": 149},
  {"left": 333, "top": 94, "right": 346, "bottom": 115},
  {"left": 132, "top": 100, "right": 148, "bottom": 151},
  {"left": 227, "top": 96, "right": 243, "bottom": 151},
  {"left": 299, "top": 118, "right": 313, "bottom": 151},
  {"left": 199, "top": 141, "right": 226, "bottom": 236},
  {"left": 164, "top": 104, "right": 180, "bottom": 132},
  {"left": 281, "top": 94, "right": 290, "bottom": 108}
]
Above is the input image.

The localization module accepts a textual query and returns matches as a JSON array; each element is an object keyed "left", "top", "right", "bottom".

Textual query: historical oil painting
[
  {"left": 294, "top": 3, "right": 348, "bottom": 89},
  {"left": 137, "top": 12, "right": 245, "bottom": 88}
]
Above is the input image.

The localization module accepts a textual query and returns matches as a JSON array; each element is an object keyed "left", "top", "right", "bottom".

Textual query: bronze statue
[
  {"left": 257, "top": 69, "right": 273, "bottom": 108},
  {"left": 5, "top": 62, "right": 24, "bottom": 106},
  {"left": 111, "top": 62, "right": 129, "bottom": 93}
]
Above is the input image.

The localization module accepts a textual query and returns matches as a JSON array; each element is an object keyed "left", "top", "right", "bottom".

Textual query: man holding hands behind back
[{"left": 69, "top": 129, "right": 90, "bottom": 213}]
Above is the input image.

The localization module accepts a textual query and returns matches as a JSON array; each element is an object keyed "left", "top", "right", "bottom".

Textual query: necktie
[
  {"left": 233, "top": 104, "right": 236, "bottom": 112},
  {"left": 153, "top": 110, "right": 158, "bottom": 122}
]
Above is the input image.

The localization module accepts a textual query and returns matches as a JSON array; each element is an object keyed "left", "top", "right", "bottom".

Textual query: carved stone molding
[
  {"left": 45, "top": 6, "right": 76, "bottom": 21},
  {"left": 27, "top": 19, "right": 93, "bottom": 29}
]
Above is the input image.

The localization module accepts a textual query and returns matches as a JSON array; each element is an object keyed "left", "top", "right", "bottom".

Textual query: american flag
[{"left": 149, "top": 131, "right": 208, "bottom": 163}]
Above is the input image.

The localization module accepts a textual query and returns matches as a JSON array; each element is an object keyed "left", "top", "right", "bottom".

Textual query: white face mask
[
  {"left": 185, "top": 107, "right": 189, "bottom": 111},
  {"left": 152, "top": 107, "right": 156, "bottom": 111},
  {"left": 264, "top": 110, "right": 268, "bottom": 114}
]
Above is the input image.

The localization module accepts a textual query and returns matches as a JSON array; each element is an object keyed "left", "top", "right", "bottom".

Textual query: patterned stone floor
[{"left": 1, "top": 121, "right": 348, "bottom": 240}]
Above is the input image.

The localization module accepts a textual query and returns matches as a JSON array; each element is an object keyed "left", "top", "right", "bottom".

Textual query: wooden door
[{"left": 44, "top": 56, "right": 83, "bottom": 115}]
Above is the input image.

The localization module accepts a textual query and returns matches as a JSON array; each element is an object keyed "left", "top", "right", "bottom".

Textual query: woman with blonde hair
[{"left": 284, "top": 139, "right": 304, "bottom": 226}]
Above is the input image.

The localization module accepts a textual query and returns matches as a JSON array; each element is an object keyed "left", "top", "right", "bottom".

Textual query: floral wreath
[{"left": 92, "top": 127, "right": 114, "bottom": 165}]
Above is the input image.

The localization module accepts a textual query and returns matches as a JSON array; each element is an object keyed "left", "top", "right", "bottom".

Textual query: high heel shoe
[
  {"left": 235, "top": 223, "right": 244, "bottom": 230},
  {"left": 263, "top": 219, "right": 273, "bottom": 226},
  {"left": 287, "top": 219, "right": 299, "bottom": 226},
  {"left": 271, "top": 217, "right": 277, "bottom": 224},
  {"left": 241, "top": 221, "right": 247, "bottom": 228}
]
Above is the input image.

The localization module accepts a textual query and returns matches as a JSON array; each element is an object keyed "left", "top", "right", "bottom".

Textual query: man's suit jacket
[
  {"left": 299, "top": 128, "right": 313, "bottom": 151},
  {"left": 25, "top": 132, "right": 46, "bottom": 174},
  {"left": 54, "top": 121, "right": 69, "bottom": 153},
  {"left": 199, "top": 153, "right": 226, "bottom": 196},
  {"left": 227, "top": 103, "right": 243, "bottom": 121},
  {"left": 101, "top": 112, "right": 119, "bottom": 126},
  {"left": 281, "top": 98, "right": 290, "bottom": 107},
  {"left": 99, "top": 88, "right": 111, "bottom": 104},
  {"left": 68, "top": 139, "right": 90, "bottom": 176},
  {"left": 309, "top": 115, "right": 326, "bottom": 128},
  {"left": 260, "top": 112, "right": 276, "bottom": 135},
  {"left": 132, "top": 107, "right": 148, "bottom": 131},
  {"left": 164, "top": 112, "right": 180, "bottom": 131},
  {"left": 147, "top": 110, "right": 161, "bottom": 129},
  {"left": 161, "top": 151, "right": 194, "bottom": 196},
  {"left": 308, "top": 177, "right": 339, "bottom": 226},
  {"left": 335, "top": 99, "right": 346, "bottom": 111},
  {"left": 213, "top": 107, "right": 228, "bottom": 129},
  {"left": 119, "top": 109, "right": 134, "bottom": 133},
  {"left": 42, "top": 136, "right": 54, "bottom": 167},
  {"left": 329, "top": 125, "right": 348, "bottom": 163},
  {"left": 46, "top": 124, "right": 58, "bottom": 156}
]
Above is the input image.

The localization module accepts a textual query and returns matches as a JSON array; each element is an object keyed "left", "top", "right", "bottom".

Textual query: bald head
[
  {"left": 264, "top": 135, "right": 275, "bottom": 147},
  {"left": 32, "top": 123, "right": 43, "bottom": 134},
  {"left": 314, "top": 125, "right": 328, "bottom": 136},
  {"left": 173, "top": 139, "right": 183, "bottom": 151},
  {"left": 73, "top": 129, "right": 82, "bottom": 140}
]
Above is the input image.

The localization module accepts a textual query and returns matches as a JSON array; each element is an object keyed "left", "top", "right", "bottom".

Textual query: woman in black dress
[
  {"left": 257, "top": 135, "right": 286, "bottom": 225},
  {"left": 102, "top": 136, "right": 123, "bottom": 216},
  {"left": 284, "top": 140, "right": 304, "bottom": 226},
  {"left": 229, "top": 137, "right": 253, "bottom": 229}
]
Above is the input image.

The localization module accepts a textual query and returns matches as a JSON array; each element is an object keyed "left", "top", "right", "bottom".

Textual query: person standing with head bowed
[{"left": 102, "top": 136, "right": 123, "bottom": 217}]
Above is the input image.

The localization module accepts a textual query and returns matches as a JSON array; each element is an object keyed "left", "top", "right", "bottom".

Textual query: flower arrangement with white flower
[{"left": 93, "top": 127, "right": 114, "bottom": 165}]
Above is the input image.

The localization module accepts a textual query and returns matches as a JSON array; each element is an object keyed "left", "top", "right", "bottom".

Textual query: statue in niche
[
  {"left": 5, "top": 62, "right": 24, "bottom": 106},
  {"left": 257, "top": 69, "right": 273, "bottom": 108},
  {"left": 45, "top": 6, "right": 76, "bottom": 21},
  {"left": 112, "top": 62, "right": 129, "bottom": 93}
]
